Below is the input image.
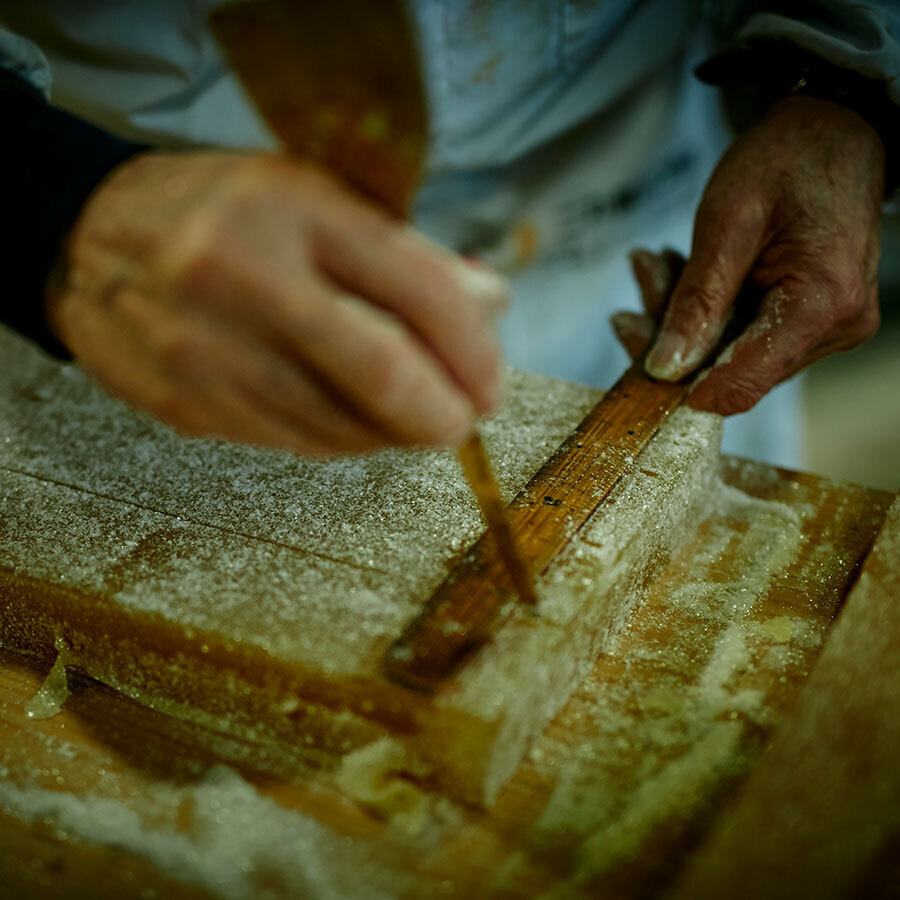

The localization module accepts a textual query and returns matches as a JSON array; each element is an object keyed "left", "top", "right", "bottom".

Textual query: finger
[
  {"left": 794, "top": 277, "right": 880, "bottom": 363},
  {"left": 183, "top": 383, "right": 340, "bottom": 456},
  {"left": 152, "top": 236, "right": 479, "bottom": 449},
  {"left": 95, "top": 285, "right": 384, "bottom": 453},
  {"left": 313, "top": 215, "right": 507, "bottom": 415},
  {"left": 225, "top": 349, "right": 387, "bottom": 454},
  {"left": 121, "top": 287, "right": 391, "bottom": 453},
  {"left": 645, "top": 196, "right": 767, "bottom": 381},
  {"left": 277, "top": 284, "right": 477, "bottom": 447},
  {"left": 629, "top": 248, "right": 685, "bottom": 319},
  {"left": 610, "top": 311, "right": 656, "bottom": 361},
  {"left": 58, "top": 284, "right": 182, "bottom": 417},
  {"left": 686, "top": 282, "right": 822, "bottom": 416},
  {"left": 155, "top": 314, "right": 390, "bottom": 453}
]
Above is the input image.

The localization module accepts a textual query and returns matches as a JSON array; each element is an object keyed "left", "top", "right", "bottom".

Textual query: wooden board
[
  {"left": 0, "top": 321, "right": 724, "bottom": 806},
  {"left": 667, "top": 490, "right": 900, "bottom": 900},
  {"left": 0, "top": 459, "right": 891, "bottom": 899}
]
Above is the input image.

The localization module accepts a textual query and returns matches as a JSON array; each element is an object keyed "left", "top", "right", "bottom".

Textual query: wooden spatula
[{"left": 210, "top": 0, "right": 537, "bottom": 607}]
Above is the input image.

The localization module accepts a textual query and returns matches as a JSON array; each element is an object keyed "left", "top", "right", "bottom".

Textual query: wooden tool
[
  {"left": 386, "top": 366, "right": 690, "bottom": 692},
  {"left": 386, "top": 298, "right": 762, "bottom": 690},
  {"left": 209, "top": 0, "right": 425, "bottom": 217},
  {"left": 210, "top": 0, "right": 536, "bottom": 608}
]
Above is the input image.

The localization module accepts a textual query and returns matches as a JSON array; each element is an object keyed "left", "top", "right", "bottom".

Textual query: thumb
[{"left": 645, "top": 198, "right": 766, "bottom": 381}]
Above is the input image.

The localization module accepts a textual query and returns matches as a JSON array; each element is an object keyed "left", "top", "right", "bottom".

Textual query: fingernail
[
  {"left": 645, "top": 332, "right": 689, "bottom": 380},
  {"left": 628, "top": 248, "right": 654, "bottom": 273},
  {"left": 458, "top": 263, "right": 511, "bottom": 314}
]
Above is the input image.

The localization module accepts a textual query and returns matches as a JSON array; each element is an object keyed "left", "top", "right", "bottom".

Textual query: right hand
[{"left": 48, "top": 151, "right": 508, "bottom": 455}]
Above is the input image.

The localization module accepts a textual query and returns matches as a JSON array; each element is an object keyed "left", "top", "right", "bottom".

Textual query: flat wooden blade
[
  {"left": 457, "top": 432, "right": 538, "bottom": 607},
  {"left": 210, "top": 0, "right": 427, "bottom": 216},
  {"left": 385, "top": 365, "right": 691, "bottom": 693},
  {"left": 211, "top": 0, "right": 538, "bottom": 613}
]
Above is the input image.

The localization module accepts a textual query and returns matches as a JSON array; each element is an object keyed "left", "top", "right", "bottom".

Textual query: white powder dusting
[
  {"left": 527, "top": 471, "right": 843, "bottom": 880},
  {"left": 0, "top": 765, "right": 418, "bottom": 900},
  {"left": 0, "top": 325, "right": 600, "bottom": 677}
]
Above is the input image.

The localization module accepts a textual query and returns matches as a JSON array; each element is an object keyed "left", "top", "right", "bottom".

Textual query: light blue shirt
[{"left": 2, "top": 1, "right": 898, "bottom": 466}]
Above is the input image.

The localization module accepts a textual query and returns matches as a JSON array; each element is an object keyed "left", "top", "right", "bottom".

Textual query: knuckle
[
  {"left": 163, "top": 217, "right": 231, "bottom": 298},
  {"left": 859, "top": 297, "right": 881, "bottom": 335},
  {"left": 676, "top": 281, "right": 724, "bottom": 323},
  {"left": 733, "top": 198, "right": 767, "bottom": 232},
  {"left": 843, "top": 298, "right": 880, "bottom": 346},
  {"left": 351, "top": 205, "right": 397, "bottom": 246},
  {"left": 219, "top": 156, "right": 296, "bottom": 207},
  {"left": 724, "top": 200, "right": 764, "bottom": 236},
  {"left": 715, "top": 376, "right": 765, "bottom": 416},
  {"left": 179, "top": 248, "right": 227, "bottom": 299},
  {"left": 284, "top": 158, "right": 339, "bottom": 196},
  {"left": 365, "top": 336, "right": 410, "bottom": 405},
  {"left": 406, "top": 254, "right": 462, "bottom": 315},
  {"left": 157, "top": 331, "right": 201, "bottom": 375},
  {"left": 835, "top": 283, "right": 870, "bottom": 323},
  {"left": 808, "top": 279, "right": 868, "bottom": 336},
  {"left": 312, "top": 179, "right": 395, "bottom": 245},
  {"left": 279, "top": 290, "right": 322, "bottom": 339},
  {"left": 699, "top": 192, "right": 765, "bottom": 236},
  {"left": 229, "top": 159, "right": 279, "bottom": 198},
  {"left": 777, "top": 278, "right": 847, "bottom": 335}
]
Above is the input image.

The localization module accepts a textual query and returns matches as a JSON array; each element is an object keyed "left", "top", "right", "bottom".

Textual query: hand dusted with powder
[
  {"left": 48, "top": 152, "right": 508, "bottom": 455},
  {"left": 616, "top": 94, "right": 885, "bottom": 416}
]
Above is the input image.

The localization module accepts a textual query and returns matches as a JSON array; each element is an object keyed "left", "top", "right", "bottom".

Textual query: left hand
[{"left": 612, "top": 94, "right": 885, "bottom": 415}]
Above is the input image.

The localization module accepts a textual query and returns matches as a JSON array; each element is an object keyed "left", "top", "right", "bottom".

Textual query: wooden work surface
[{"left": 0, "top": 457, "right": 896, "bottom": 899}]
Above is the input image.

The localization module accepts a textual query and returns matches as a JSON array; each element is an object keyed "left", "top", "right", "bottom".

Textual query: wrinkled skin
[
  {"left": 615, "top": 95, "right": 885, "bottom": 415},
  {"left": 49, "top": 153, "right": 508, "bottom": 455}
]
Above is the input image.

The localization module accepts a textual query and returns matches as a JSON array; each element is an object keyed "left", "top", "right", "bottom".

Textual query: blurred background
[{"left": 803, "top": 211, "right": 900, "bottom": 492}]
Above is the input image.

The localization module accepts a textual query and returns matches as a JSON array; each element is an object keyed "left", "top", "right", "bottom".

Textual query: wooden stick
[{"left": 384, "top": 365, "right": 691, "bottom": 693}]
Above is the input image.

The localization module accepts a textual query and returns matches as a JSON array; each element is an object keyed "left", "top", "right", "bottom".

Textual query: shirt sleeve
[
  {"left": 697, "top": 2, "right": 900, "bottom": 192},
  {"left": 0, "top": 61, "right": 145, "bottom": 358},
  {"left": 702, "top": 2, "right": 900, "bottom": 104},
  {"left": 0, "top": 24, "right": 52, "bottom": 97}
]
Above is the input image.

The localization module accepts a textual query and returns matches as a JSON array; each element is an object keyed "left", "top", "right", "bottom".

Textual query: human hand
[
  {"left": 48, "top": 152, "right": 507, "bottom": 454},
  {"left": 613, "top": 95, "right": 885, "bottom": 415}
]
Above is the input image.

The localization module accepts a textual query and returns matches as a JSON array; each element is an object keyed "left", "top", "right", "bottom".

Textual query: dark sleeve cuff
[
  {"left": 0, "top": 68, "right": 147, "bottom": 358},
  {"left": 695, "top": 40, "right": 898, "bottom": 195}
]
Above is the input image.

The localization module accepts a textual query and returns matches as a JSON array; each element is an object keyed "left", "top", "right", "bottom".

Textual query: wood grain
[
  {"left": 666, "top": 492, "right": 900, "bottom": 900},
  {"left": 0, "top": 461, "right": 891, "bottom": 898}
]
